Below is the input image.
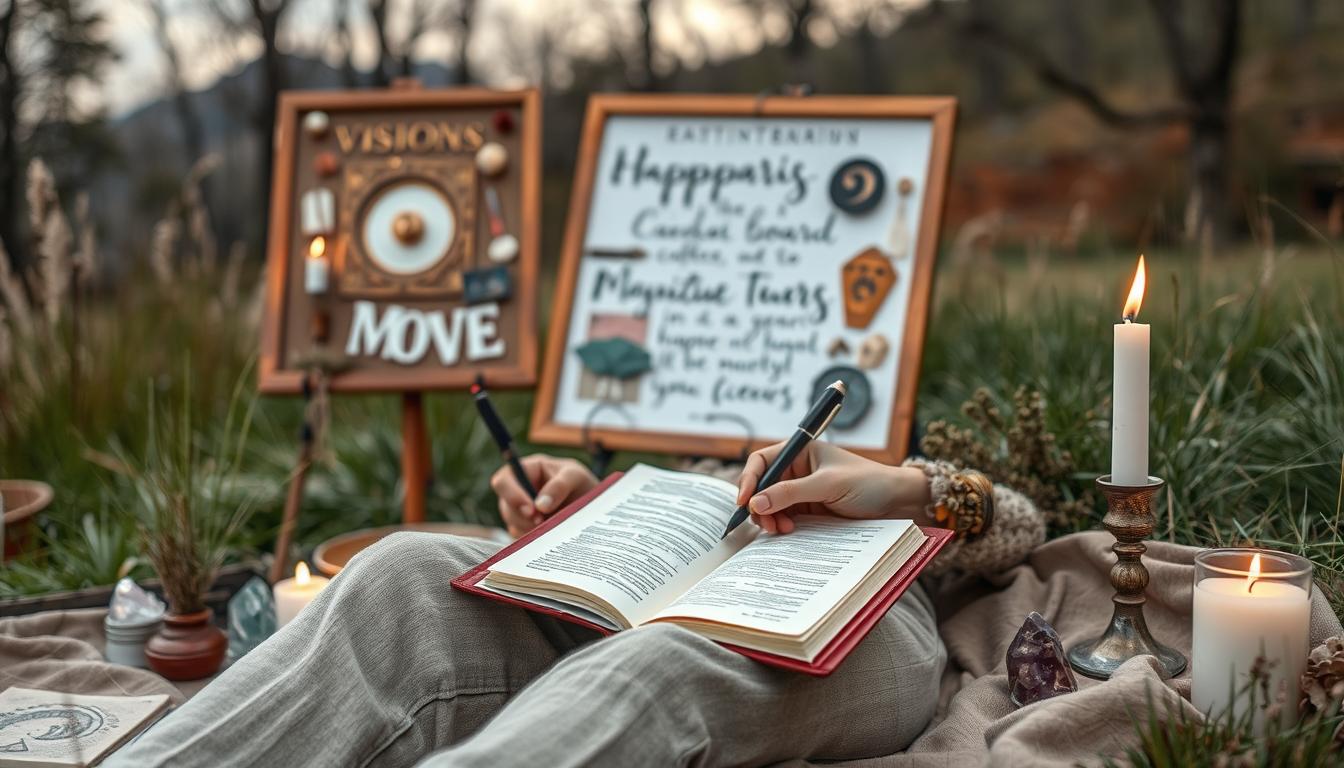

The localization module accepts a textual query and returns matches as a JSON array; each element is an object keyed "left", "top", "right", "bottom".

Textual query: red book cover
[{"left": 452, "top": 471, "right": 954, "bottom": 676}]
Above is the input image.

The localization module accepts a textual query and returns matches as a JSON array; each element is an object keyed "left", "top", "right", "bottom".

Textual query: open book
[
  {"left": 454, "top": 464, "right": 951, "bottom": 675},
  {"left": 0, "top": 688, "right": 170, "bottom": 768}
]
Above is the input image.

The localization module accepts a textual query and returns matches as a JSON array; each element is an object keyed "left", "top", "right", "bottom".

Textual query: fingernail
[
  {"left": 750, "top": 494, "right": 771, "bottom": 513},
  {"left": 536, "top": 494, "right": 554, "bottom": 512},
  {"left": 520, "top": 503, "right": 533, "bottom": 517}
]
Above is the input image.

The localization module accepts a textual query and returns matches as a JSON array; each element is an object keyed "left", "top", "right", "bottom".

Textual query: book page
[
  {"left": 0, "top": 688, "right": 170, "bottom": 767},
  {"left": 650, "top": 515, "right": 915, "bottom": 636},
  {"left": 485, "top": 464, "right": 756, "bottom": 626}
]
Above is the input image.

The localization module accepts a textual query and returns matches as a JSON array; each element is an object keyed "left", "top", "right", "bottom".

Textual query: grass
[
  {"left": 3, "top": 245, "right": 1340, "bottom": 612},
  {"left": 0, "top": 175, "right": 1341, "bottom": 766}
]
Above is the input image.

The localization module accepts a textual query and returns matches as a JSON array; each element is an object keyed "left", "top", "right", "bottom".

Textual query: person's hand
[
  {"left": 736, "top": 441, "right": 933, "bottom": 534},
  {"left": 490, "top": 454, "right": 599, "bottom": 538}
]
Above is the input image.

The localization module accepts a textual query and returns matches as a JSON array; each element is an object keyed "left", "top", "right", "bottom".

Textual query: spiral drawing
[{"left": 828, "top": 158, "right": 886, "bottom": 215}]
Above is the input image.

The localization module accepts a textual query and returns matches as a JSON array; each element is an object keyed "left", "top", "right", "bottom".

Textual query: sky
[{"left": 95, "top": 0, "right": 922, "bottom": 117}]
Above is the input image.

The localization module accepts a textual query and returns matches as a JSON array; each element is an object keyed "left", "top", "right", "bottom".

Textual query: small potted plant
[{"left": 95, "top": 378, "right": 258, "bottom": 680}]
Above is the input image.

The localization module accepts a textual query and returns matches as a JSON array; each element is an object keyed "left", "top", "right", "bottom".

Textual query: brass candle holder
[{"left": 1067, "top": 475, "right": 1187, "bottom": 680}]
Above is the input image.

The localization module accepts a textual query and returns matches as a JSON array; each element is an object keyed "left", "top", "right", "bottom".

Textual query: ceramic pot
[
  {"left": 1, "top": 480, "right": 54, "bottom": 562},
  {"left": 313, "top": 522, "right": 505, "bottom": 577},
  {"left": 145, "top": 610, "right": 227, "bottom": 680}
]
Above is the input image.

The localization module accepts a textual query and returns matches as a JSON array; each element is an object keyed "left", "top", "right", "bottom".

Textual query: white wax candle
[
  {"left": 1111, "top": 256, "right": 1149, "bottom": 485},
  {"left": 1192, "top": 576, "right": 1310, "bottom": 729},
  {"left": 304, "top": 236, "right": 329, "bottom": 295},
  {"left": 273, "top": 562, "right": 330, "bottom": 627}
]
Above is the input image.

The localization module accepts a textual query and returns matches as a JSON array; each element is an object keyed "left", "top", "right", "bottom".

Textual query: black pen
[
  {"left": 471, "top": 376, "right": 537, "bottom": 500},
  {"left": 722, "top": 380, "right": 847, "bottom": 537}
]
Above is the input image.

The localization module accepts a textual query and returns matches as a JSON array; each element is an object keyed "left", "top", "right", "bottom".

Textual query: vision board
[
  {"left": 259, "top": 87, "right": 540, "bottom": 393},
  {"left": 530, "top": 95, "right": 956, "bottom": 463}
]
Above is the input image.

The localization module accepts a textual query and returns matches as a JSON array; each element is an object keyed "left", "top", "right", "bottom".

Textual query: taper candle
[
  {"left": 305, "top": 236, "right": 329, "bottom": 295},
  {"left": 1111, "top": 255, "right": 1149, "bottom": 486}
]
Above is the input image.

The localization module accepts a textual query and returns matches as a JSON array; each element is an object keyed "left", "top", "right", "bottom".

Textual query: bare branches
[{"left": 952, "top": 8, "right": 1189, "bottom": 127}]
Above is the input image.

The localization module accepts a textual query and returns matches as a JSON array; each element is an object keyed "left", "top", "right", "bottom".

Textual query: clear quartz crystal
[
  {"left": 107, "top": 577, "right": 166, "bottom": 626},
  {"left": 227, "top": 577, "right": 278, "bottom": 663}
]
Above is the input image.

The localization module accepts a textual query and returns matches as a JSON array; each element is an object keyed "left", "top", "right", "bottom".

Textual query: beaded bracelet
[{"left": 931, "top": 469, "right": 995, "bottom": 542}]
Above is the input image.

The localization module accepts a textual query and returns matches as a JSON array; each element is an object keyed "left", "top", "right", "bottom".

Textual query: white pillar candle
[
  {"left": 1111, "top": 255, "right": 1149, "bottom": 486},
  {"left": 1192, "top": 554, "right": 1311, "bottom": 730},
  {"left": 273, "top": 562, "right": 330, "bottom": 627},
  {"left": 304, "top": 236, "right": 329, "bottom": 295}
]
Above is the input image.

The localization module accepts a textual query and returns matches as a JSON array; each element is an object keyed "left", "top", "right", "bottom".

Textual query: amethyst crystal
[{"left": 1006, "top": 611, "right": 1078, "bottom": 707}]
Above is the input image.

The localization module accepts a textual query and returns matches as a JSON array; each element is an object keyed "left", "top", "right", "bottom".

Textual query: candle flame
[
  {"left": 296, "top": 561, "right": 311, "bottom": 586},
  {"left": 1245, "top": 553, "right": 1261, "bottom": 593},
  {"left": 1122, "top": 255, "right": 1146, "bottom": 321},
  {"left": 309, "top": 236, "right": 326, "bottom": 259}
]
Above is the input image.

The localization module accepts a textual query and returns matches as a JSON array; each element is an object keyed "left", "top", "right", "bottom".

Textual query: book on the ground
[
  {"left": 454, "top": 464, "right": 952, "bottom": 675},
  {"left": 0, "top": 687, "right": 170, "bottom": 767}
]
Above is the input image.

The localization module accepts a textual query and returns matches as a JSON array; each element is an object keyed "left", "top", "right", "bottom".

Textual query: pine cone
[{"left": 1301, "top": 636, "right": 1344, "bottom": 714}]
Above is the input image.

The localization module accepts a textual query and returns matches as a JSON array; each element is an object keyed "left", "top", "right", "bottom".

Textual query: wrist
[{"left": 884, "top": 465, "right": 934, "bottom": 524}]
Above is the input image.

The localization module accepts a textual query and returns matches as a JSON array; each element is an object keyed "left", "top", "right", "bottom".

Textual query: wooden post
[
  {"left": 401, "top": 392, "right": 429, "bottom": 523},
  {"left": 269, "top": 439, "right": 313, "bottom": 584}
]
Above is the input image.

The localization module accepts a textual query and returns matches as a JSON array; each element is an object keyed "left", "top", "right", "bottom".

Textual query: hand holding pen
[
  {"left": 475, "top": 376, "right": 603, "bottom": 537},
  {"left": 722, "top": 381, "right": 846, "bottom": 537}
]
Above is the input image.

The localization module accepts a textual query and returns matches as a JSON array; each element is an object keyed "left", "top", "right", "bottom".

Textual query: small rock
[{"left": 1007, "top": 611, "right": 1077, "bottom": 707}]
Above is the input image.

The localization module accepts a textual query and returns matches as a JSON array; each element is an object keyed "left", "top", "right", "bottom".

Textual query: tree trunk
[
  {"left": 254, "top": 8, "right": 285, "bottom": 251},
  {"left": 785, "top": 0, "right": 815, "bottom": 85},
  {"left": 0, "top": 1, "right": 23, "bottom": 270},
  {"left": 854, "top": 15, "right": 885, "bottom": 94},
  {"left": 638, "top": 0, "right": 659, "bottom": 91},
  {"left": 1188, "top": 107, "right": 1230, "bottom": 249},
  {"left": 455, "top": 0, "right": 475, "bottom": 85}
]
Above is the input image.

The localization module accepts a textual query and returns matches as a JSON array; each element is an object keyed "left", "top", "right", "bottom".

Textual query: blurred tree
[
  {"left": 140, "top": 0, "right": 205, "bottom": 165},
  {"left": 935, "top": 0, "right": 1244, "bottom": 245},
  {"left": 637, "top": 0, "right": 658, "bottom": 90},
  {"left": 335, "top": 0, "right": 360, "bottom": 88},
  {"left": 0, "top": 0, "right": 23, "bottom": 270},
  {"left": 17, "top": 0, "right": 119, "bottom": 262},
  {"left": 369, "top": 0, "right": 431, "bottom": 84},
  {"left": 208, "top": 0, "right": 293, "bottom": 249},
  {"left": 453, "top": 0, "right": 475, "bottom": 85}
]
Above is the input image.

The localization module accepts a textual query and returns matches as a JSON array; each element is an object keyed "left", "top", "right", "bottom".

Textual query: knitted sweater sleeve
[
  {"left": 675, "top": 456, "right": 1046, "bottom": 577},
  {"left": 903, "top": 456, "right": 1046, "bottom": 577}
]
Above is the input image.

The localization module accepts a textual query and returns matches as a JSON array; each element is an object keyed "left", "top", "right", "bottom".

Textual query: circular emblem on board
[
  {"left": 362, "top": 178, "right": 456, "bottom": 275},
  {"left": 812, "top": 365, "right": 872, "bottom": 430},
  {"left": 828, "top": 158, "right": 886, "bottom": 215}
]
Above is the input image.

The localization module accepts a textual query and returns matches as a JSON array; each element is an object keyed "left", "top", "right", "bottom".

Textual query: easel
[
  {"left": 400, "top": 392, "right": 431, "bottom": 523},
  {"left": 270, "top": 380, "right": 433, "bottom": 582}
]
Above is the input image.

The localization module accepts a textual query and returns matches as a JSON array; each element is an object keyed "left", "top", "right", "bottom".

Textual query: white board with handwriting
[{"left": 535, "top": 98, "right": 954, "bottom": 462}]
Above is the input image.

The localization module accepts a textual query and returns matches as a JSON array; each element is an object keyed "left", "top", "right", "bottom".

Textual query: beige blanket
[
  {"left": 0, "top": 608, "right": 192, "bottom": 704},
  {"left": 4, "top": 533, "right": 1341, "bottom": 767},
  {"left": 814, "top": 530, "right": 1343, "bottom": 768}
]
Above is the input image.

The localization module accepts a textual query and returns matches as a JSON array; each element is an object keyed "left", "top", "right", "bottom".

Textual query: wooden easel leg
[
  {"left": 270, "top": 440, "right": 313, "bottom": 584},
  {"left": 402, "top": 392, "right": 429, "bottom": 523}
]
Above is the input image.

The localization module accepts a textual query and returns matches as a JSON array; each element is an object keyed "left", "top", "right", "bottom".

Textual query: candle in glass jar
[
  {"left": 1192, "top": 550, "right": 1311, "bottom": 729},
  {"left": 1111, "top": 255, "right": 1149, "bottom": 486},
  {"left": 304, "top": 236, "right": 329, "bottom": 294},
  {"left": 273, "top": 561, "right": 330, "bottom": 627}
]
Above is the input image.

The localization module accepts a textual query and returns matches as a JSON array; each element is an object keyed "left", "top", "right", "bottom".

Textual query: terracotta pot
[
  {"left": 312, "top": 522, "right": 504, "bottom": 577},
  {"left": 145, "top": 610, "right": 227, "bottom": 681},
  {"left": 1, "top": 480, "right": 54, "bottom": 562}
]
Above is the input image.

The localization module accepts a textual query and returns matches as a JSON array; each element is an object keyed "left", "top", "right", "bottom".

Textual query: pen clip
[{"left": 809, "top": 403, "right": 843, "bottom": 439}]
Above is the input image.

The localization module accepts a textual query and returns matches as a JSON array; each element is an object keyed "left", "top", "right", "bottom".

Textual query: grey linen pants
[{"left": 110, "top": 532, "right": 944, "bottom": 767}]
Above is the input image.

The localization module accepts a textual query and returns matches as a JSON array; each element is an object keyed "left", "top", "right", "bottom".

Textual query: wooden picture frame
[
  {"left": 259, "top": 87, "right": 541, "bottom": 394},
  {"left": 530, "top": 94, "right": 956, "bottom": 464}
]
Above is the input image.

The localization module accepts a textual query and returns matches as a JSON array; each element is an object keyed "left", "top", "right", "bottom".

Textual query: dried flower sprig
[{"left": 921, "top": 386, "right": 1096, "bottom": 532}]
